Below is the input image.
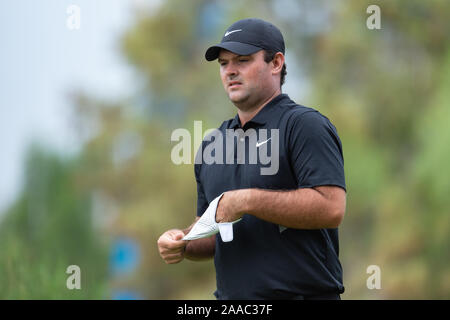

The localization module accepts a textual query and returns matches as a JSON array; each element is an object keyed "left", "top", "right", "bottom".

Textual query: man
[{"left": 157, "top": 18, "right": 346, "bottom": 300}]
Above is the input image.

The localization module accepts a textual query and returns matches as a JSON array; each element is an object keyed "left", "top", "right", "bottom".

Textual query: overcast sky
[{"left": 0, "top": 0, "right": 143, "bottom": 214}]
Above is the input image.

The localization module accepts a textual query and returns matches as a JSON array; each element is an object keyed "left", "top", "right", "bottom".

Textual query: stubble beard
[{"left": 228, "top": 86, "right": 261, "bottom": 112}]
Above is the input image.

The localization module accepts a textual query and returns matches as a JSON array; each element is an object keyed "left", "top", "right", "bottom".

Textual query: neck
[{"left": 237, "top": 88, "right": 281, "bottom": 127}]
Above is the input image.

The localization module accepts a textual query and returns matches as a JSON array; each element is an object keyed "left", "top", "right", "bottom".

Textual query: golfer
[{"left": 158, "top": 18, "right": 346, "bottom": 300}]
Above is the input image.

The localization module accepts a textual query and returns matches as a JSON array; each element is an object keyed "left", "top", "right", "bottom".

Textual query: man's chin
[{"left": 228, "top": 92, "right": 249, "bottom": 105}]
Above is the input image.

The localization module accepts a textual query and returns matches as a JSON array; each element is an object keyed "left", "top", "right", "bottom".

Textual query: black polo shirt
[{"left": 194, "top": 93, "right": 346, "bottom": 299}]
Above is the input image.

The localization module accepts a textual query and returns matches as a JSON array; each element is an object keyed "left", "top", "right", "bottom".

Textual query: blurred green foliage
[
  {"left": 1, "top": 0, "right": 449, "bottom": 299},
  {"left": 0, "top": 146, "right": 108, "bottom": 298}
]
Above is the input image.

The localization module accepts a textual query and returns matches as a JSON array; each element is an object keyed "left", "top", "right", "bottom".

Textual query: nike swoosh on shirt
[
  {"left": 256, "top": 138, "right": 271, "bottom": 148},
  {"left": 224, "top": 29, "right": 242, "bottom": 37}
]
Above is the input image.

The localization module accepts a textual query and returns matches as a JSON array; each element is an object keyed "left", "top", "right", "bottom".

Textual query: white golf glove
[{"left": 183, "top": 193, "right": 242, "bottom": 242}]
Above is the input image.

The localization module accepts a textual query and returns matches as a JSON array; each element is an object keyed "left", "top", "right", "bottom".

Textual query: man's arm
[
  {"left": 216, "top": 185, "right": 346, "bottom": 229},
  {"left": 183, "top": 217, "right": 216, "bottom": 261}
]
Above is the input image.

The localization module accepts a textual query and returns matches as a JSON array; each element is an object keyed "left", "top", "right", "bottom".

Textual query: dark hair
[{"left": 263, "top": 50, "right": 287, "bottom": 87}]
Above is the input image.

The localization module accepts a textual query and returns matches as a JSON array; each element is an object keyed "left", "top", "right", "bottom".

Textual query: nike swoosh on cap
[{"left": 224, "top": 29, "right": 242, "bottom": 37}]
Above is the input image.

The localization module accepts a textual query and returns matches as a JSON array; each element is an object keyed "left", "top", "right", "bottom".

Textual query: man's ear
[{"left": 271, "top": 52, "right": 285, "bottom": 75}]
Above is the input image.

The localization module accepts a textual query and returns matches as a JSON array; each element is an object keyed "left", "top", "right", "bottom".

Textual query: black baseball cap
[{"left": 205, "top": 18, "right": 285, "bottom": 61}]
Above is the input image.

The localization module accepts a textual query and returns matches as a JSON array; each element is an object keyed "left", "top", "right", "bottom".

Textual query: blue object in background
[
  {"left": 110, "top": 237, "right": 140, "bottom": 276},
  {"left": 112, "top": 290, "right": 143, "bottom": 300}
]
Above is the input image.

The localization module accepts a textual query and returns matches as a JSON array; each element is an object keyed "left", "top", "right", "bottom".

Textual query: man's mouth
[{"left": 228, "top": 81, "right": 242, "bottom": 88}]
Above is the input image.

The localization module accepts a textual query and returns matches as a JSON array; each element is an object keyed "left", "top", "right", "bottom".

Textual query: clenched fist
[{"left": 157, "top": 229, "right": 188, "bottom": 264}]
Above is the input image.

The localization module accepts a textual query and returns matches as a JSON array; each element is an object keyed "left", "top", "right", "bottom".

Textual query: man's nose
[{"left": 224, "top": 62, "right": 238, "bottom": 77}]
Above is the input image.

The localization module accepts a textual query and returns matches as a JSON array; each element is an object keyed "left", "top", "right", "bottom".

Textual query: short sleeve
[{"left": 288, "top": 111, "right": 346, "bottom": 191}]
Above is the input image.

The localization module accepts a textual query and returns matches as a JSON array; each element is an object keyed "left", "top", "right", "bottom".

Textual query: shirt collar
[{"left": 229, "top": 94, "right": 288, "bottom": 129}]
